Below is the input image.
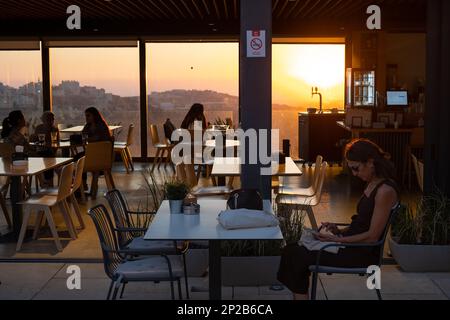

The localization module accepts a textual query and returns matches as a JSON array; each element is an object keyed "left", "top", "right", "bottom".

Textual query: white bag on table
[{"left": 218, "top": 209, "right": 279, "bottom": 230}]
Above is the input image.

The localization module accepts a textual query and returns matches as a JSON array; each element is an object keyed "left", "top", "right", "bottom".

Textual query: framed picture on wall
[{"left": 351, "top": 116, "right": 363, "bottom": 128}]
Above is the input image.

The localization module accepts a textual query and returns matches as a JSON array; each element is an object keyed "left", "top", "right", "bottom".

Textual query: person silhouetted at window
[
  {"left": 181, "top": 103, "right": 207, "bottom": 130},
  {"left": 82, "top": 107, "right": 112, "bottom": 142}
]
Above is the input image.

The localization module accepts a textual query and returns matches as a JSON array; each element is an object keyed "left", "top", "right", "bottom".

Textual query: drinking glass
[{"left": 51, "top": 131, "right": 58, "bottom": 143}]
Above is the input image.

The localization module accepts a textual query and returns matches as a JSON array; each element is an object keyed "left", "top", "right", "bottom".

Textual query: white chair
[
  {"left": 276, "top": 161, "right": 328, "bottom": 230},
  {"left": 114, "top": 124, "right": 135, "bottom": 174},
  {"left": 16, "top": 162, "right": 77, "bottom": 251},
  {"left": 411, "top": 154, "right": 424, "bottom": 192}
]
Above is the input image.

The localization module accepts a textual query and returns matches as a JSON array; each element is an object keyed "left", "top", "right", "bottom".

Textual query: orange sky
[{"left": 1, "top": 43, "right": 345, "bottom": 107}]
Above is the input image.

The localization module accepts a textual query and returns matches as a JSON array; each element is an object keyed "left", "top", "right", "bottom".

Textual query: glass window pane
[
  {"left": 272, "top": 44, "right": 345, "bottom": 158},
  {"left": 146, "top": 42, "right": 239, "bottom": 156},
  {"left": 0, "top": 50, "right": 43, "bottom": 132},
  {"left": 50, "top": 47, "right": 140, "bottom": 156}
]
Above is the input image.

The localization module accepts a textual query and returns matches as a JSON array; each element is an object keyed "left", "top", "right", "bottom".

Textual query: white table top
[
  {"left": 144, "top": 199, "right": 284, "bottom": 241},
  {"left": 0, "top": 157, "right": 72, "bottom": 176},
  {"left": 60, "top": 125, "right": 122, "bottom": 133},
  {"left": 211, "top": 157, "right": 302, "bottom": 177}
]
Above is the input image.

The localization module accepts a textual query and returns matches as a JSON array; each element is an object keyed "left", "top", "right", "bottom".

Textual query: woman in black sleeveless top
[{"left": 277, "top": 139, "right": 399, "bottom": 300}]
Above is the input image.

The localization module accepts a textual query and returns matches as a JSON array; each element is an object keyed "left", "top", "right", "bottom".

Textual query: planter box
[
  {"left": 389, "top": 238, "right": 450, "bottom": 272},
  {"left": 221, "top": 256, "right": 281, "bottom": 287}
]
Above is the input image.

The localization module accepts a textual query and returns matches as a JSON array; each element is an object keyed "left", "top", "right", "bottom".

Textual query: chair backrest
[
  {"left": 57, "top": 162, "right": 75, "bottom": 202},
  {"left": 126, "top": 124, "right": 135, "bottom": 146},
  {"left": 88, "top": 204, "right": 123, "bottom": 280},
  {"left": 312, "top": 155, "right": 324, "bottom": 191},
  {"left": 84, "top": 141, "right": 114, "bottom": 172},
  {"left": 149, "top": 124, "right": 161, "bottom": 146},
  {"left": 175, "top": 163, "right": 198, "bottom": 189},
  {"left": 314, "top": 161, "right": 328, "bottom": 204},
  {"left": 376, "top": 203, "right": 402, "bottom": 266},
  {"left": 104, "top": 189, "right": 133, "bottom": 248},
  {"left": 411, "top": 154, "right": 424, "bottom": 192},
  {"left": 72, "top": 156, "right": 86, "bottom": 192}
]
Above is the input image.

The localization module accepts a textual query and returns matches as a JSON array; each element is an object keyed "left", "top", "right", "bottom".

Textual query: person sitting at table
[
  {"left": 82, "top": 107, "right": 112, "bottom": 142},
  {"left": 277, "top": 139, "right": 399, "bottom": 300},
  {"left": 30, "top": 111, "right": 60, "bottom": 145},
  {"left": 181, "top": 103, "right": 207, "bottom": 130},
  {"left": 1, "top": 110, "right": 31, "bottom": 153},
  {"left": 79, "top": 107, "right": 112, "bottom": 195},
  {"left": 30, "top": 111, "right": 60, "bottom": 187}
]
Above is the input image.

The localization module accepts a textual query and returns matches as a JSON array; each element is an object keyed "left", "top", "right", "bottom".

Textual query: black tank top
[{"left": 343, "top": 179, "right": 398, "bottom": 237}]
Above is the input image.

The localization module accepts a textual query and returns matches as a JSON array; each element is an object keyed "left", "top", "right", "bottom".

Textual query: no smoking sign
[{"left": 246, "top": 30, "right": 266, "bottom": 58}]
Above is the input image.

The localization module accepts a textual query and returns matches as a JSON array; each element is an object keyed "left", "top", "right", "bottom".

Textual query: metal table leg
[{"left": 209, "top": 240, "right": 221, "bottom": 300}]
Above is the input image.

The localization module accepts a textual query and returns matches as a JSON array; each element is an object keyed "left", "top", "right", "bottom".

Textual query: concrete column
[
  {"left": 240, "top": 0, "right": 272, "bottom": 199},
  {"left": 425, "top": 0, "right": 450, "bottom": 196}
]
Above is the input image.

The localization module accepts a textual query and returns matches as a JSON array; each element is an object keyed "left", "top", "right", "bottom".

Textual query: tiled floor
[
  {"left": 0, "top": 263, "right": 448, "bottom": 300},
  {"left": 1, "top": 161, "right": 448, "bottom": 300}
]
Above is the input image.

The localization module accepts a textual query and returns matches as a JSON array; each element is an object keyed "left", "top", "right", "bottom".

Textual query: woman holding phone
[{"left": 277, "top": 139, "right": 399, "bottom": 300}]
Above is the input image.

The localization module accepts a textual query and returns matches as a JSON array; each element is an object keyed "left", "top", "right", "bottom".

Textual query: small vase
[{"left": 169, "top": 200, "right": 184, "bottom": 214}]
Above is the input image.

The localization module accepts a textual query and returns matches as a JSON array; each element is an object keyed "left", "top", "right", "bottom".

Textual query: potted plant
[
  {"left": 221, "top": 203, "right": 305, "bottom": 286},
  {"left": 164, "top": 179, "right": 190, "bottom": 214},
  {"left": 389, "top": 190, "right": 450, "bottom": 272}
]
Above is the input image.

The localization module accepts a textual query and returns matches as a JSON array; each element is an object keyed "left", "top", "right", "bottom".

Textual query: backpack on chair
[{"left": 226, "top": 189, "right": 263, "bottom": 211}]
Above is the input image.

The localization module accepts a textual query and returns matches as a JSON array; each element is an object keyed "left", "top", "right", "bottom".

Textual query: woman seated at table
[
  {"left": 79, "top": 107, "right": 112, "bottom": 195},
  {"left": 82, "top": 107, "right": 112, "bottom": 142},
  {"left": 181, "top": 103, "right": 207, "bottom": 130},
  {"left": 30, "top": 111, "right": 60, "bottom": 186},
  {"left": 277, "top": 139, "right": 399, "bottom": 300},
  {"left": 1, "top": 110, "right": 31, "bottom": 153}
]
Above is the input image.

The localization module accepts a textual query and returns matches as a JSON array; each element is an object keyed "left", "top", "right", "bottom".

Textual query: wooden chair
[
  {"left": 38, "top": 156, "right": 86, "bottom": 231},
  {"left": 411, "top": 154, "right": 424, "bottom": 192},
  {"left": 276, "top": 161, "right": 328, "bottom": 230},
  {"left": 276, "top": 155, "right": 323, "bottom": 196},
  {"left": 0, "top": 143, "right": 13, "bottom": 228},
  {"left": 403, "top": 128, "right": 424, "bottom": 189},
  {"left": 83, "top": 141, "right": 116, "bottom": 199},
  {"left": 176, "top": 162, "right": 232, "bottom": 197},
  {"left": 150, "top": 124, "right": 173, "bottom": 170},
  {"left": 114, "top": 124, "right": 135, "bottom": 174},
  {"left": 16, "top": 162, "right": 77, "bottom": 251}
]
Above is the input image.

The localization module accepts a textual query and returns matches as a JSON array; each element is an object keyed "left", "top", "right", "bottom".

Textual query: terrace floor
[{"left": 1, "top": 161, "right": 448, "bottom": 300}]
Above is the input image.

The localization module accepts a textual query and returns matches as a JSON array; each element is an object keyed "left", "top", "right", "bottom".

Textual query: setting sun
[{"left": 288, "top": 45, "right": 345, "bottom": 88}]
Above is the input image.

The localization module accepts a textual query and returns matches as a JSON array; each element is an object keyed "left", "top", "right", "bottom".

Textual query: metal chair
[
  {"left": 276, "top": 161, "right": 328, "bottom": 230},
  {"left": 88, "top": 204, "right": 184, "bottom": 300},
  {"left": 104, "top": 189, "right": 190, "bottom": 299},
  {"left": 114, "top": 124, "right": 135, "bottom": 174},
  {"left": 309, "top": 203, "right": 402, "bottom": 300}
]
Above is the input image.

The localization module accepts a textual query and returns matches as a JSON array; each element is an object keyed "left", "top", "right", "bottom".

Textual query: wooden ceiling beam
[
  {"left": 213, "top": 0, "right": 221, "bottom": 20},
  {"left": 169, "top": 0, "right": 188, "bottom": 19},
  {"left": 292, "top": 0, "right": 314, "bottom": 19},
  {"left": 275, "top": 0, "right": 291, "bottom": 19},
  {"left": 134, "top": 0, "right": 162, "bottom": 20},
  {"left": 191, "top": 0, "right": 205, "bottom": 19}
]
